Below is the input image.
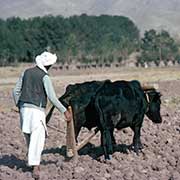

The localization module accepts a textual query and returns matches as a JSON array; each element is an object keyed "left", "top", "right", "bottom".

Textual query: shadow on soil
[
  {"left": 0, "top": 144, "right": 130, "bottom": 171},
  {"left": 0, "top": 154, "right": 32, "bottom": 172},
  {"left": 0, "top": 153, "right": 62, "bottom": 172},
  {"left": 43, "top": 143, "right": 130, "bottom": 160}
]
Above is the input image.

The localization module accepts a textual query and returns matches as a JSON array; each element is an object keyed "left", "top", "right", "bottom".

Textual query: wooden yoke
[
  {"left": 142, "top": 83, "right": 159, "bottom": 91},
  {"left": 66, "top": 106, "right": 78, "bottom": 161}
]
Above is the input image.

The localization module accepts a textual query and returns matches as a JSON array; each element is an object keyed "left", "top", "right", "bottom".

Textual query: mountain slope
[{"left": 1, "top": 0, "right": 180, "bottom": 36}]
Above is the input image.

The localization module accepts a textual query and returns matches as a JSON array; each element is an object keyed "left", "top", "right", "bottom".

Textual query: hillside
[{"left": 0, "top": 0, "right": 180, "bottom": 36}]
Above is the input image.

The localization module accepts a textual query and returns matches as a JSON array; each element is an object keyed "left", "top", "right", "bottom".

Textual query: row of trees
[
  {"left": 0, "top": 14, "right": 179, "bottom": 66},
  {"left": 0, "top": 14, "right": 139, "bottom": 66},
  {"left": 139, "top": 29, "right": 180, "bottom": 66}
]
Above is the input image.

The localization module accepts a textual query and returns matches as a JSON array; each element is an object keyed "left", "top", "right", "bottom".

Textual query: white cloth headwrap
[{"left": 35, "top": 51, "right": 57, "bottom": 73}]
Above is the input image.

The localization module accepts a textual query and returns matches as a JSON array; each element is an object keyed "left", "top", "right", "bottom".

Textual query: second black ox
[{"left": 46, "top": 80, "right": 162, "bottom": 160}]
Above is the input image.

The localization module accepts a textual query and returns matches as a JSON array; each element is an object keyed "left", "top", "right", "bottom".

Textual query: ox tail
[
  {"left": 94, "top": 96, "right": 113, "bottom": 159},
  {"left": 46, "top": 105, "right": 55, "bottom": 124}
]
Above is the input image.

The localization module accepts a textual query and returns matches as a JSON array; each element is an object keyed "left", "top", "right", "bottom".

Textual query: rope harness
[{"left": 144, "top": 90, "right": 151, "bottom": 113}]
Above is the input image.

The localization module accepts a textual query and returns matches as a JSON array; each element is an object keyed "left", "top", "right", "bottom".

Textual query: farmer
[{"left": 12, "top": 51, "right": 71, "bottom": 179}]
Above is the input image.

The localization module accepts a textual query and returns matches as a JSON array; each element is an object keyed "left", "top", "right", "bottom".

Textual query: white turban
[{"left": 35, "top": 51, "right": 57, "bottom": 73}]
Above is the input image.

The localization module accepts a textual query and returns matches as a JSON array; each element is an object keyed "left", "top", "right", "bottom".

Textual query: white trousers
[{"left": 20, "top": 107, "right": 46, "bottom": 166}]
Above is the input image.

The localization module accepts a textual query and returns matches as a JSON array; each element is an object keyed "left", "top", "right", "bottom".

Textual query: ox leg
[
  {"left": 130, "top": 126, "right": 143, "bottom": 155},
  {"left": 95, "top": 98, "right": 113, "bottom": 160},
  {"left": 110, "top": 129, "right": 116, "bottom": 145},
  {"left": 74, "top": 126, "right": 81, "bottom": 143},
  {"left": 110, "top": 128, "right": 116, "bottom": 149},
  {"left": 100, "top": 129, "right": 113, "bottom": 160}
]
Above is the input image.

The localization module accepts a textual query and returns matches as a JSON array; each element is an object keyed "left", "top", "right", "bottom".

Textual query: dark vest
[{"left": 19, "top": 66, "right": 48, "bottom": 108}]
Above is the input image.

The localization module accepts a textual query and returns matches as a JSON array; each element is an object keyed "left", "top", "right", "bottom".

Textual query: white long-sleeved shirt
[{"left": 12, "top": 71, "right": 67, "bottom": 113}]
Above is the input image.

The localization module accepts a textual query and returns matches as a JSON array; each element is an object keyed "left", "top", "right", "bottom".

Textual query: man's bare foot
[{"left": 32, "top": 165, "right": 40, "bottom": 179}]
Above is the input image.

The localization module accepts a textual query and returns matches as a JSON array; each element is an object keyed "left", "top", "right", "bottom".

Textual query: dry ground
[{"left": 0, "top": 65, "right": 180, "bottom": 180}]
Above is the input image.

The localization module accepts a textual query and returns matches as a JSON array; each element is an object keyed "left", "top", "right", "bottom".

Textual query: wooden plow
[{"left": 66, "top": 106, "right": 99, "bottom": 161}]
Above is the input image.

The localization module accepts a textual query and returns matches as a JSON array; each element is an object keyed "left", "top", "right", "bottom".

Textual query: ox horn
[{"left": 142, "top": 82, "right": 159, "bottom": 90}]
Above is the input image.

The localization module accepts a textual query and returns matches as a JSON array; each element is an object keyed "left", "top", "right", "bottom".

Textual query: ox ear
[
  {"left": 153, "top": 91, "right": 162, "bottom": 101},
  {"left": 156, "top": 91, "right": 162, "bottom": 97},
  {"left": 157, "top": 92, "right": 162, "bottom": 97},
  {"left": 149, "top": 91, "right": 162, "bottom": 102}
]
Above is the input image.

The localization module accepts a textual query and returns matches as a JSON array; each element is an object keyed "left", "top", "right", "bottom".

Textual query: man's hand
[
  {"left": 64, "top": 110, "right": 72, "bottom": 122},
  {"left": 12, "top": 106, "right": 19, "bottom": 113}
]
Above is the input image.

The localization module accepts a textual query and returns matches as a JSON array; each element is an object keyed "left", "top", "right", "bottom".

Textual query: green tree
[
  {"left": 0, "top": 14, "right": 140, "bottom": 66},
  {"left": 139, "top": 29, "right": 179, "bottom": 66}
]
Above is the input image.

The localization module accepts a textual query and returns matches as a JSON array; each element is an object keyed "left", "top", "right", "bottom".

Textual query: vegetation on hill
[
  {"left": 0, "top": 14, "right": 179, "bottom": 66},
  {"left": 138, "top": 29, "right": 180, "bottom": 66}
]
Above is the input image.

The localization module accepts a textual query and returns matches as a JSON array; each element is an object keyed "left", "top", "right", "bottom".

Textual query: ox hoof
[
  {"left": 108, "top": 155, "right": 112, "bottom": 160},
  {"left": 129, "top": 143, "right": 143, "bottom": 151},
  {"left": 129, "top": 145, "right": 144, "bottom": 156},
  {"left": 104, "top": 154, "right": 112, "bottom": 161}
]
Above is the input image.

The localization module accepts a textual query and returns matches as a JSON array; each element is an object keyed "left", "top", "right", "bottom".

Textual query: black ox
[{"left": 46, "top": 80, "right": 162, "bottom": 159}]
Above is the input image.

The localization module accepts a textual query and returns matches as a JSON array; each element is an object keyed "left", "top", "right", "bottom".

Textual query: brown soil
[{"left": 0, "top": 68, "right": 180, "bottom": 180}]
